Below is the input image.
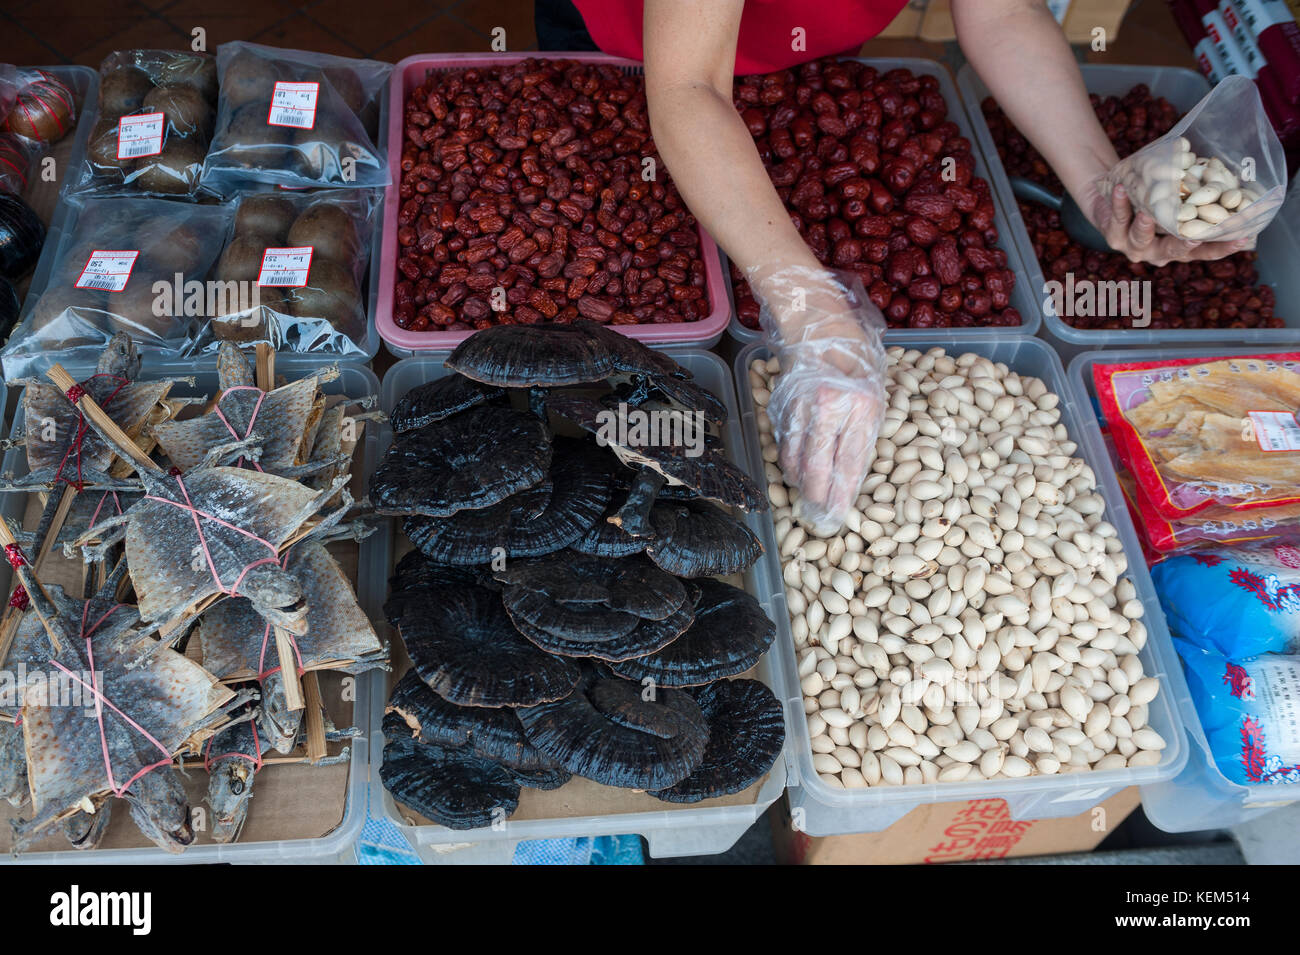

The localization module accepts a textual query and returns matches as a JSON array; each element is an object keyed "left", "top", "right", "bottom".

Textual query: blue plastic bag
[
  {"left": 1151, "top": 543, "right": 1300, "bottom": 658},
  {"left": 1175, "top": 640, "right": 1300, "bottom": 787}
]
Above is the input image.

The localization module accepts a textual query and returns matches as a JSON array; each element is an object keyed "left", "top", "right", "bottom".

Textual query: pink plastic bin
[{"left": 377, "top": 52, "right": 730, "bottom": 355}]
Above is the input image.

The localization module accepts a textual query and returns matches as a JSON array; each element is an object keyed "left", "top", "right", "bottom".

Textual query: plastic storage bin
[
  {"left": 1066, "top": 346, "right": 1300, "bottom": 832},
  {"left": 377, "top": 53, "right": 729, "bottom": 356},
  {"left": 956, "top": 63, "right": 1300, "bottom": 353},
  {"left": 0, "top": 357, "right": 383, "bottom": 863},
  {"left": 370, "top": 348, "right": 790, "bottom": 863},
  {"left": 734, "top": 337, "right": 1187, "bottom": 837},
  {"left": 725, "top": 57, "right": 1042, "bottom": 344}
]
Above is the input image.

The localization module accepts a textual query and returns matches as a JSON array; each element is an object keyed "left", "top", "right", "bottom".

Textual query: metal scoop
[{"left": 1009, "top": 176, "right": 1115, "bottom": 253}]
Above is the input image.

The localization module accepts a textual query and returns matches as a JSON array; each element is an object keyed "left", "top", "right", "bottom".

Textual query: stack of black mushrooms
[{"left": 373, "top": 322, "right": 786, "bottom": 829}]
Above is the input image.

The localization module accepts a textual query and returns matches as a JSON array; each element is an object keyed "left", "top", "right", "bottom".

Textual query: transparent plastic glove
[{"left": 748, "top": 265, "right": 887, "bottom": 537}]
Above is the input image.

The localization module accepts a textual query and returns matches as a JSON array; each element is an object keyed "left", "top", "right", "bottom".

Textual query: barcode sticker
[
  {"left": 1250, "top": 411, "right": 1300, "bottom": 452},
  {"left": 267, "top": 82, "right": 318, "bottom": 129},
  {"left": 75, "top": 250, "right": 139, "bottom": 292},
  {"left": 258, "top": 246, "right": 313, "bottom": 287},
  {"left": 116, "top": 112, "right": 165, "bottom": 160}
]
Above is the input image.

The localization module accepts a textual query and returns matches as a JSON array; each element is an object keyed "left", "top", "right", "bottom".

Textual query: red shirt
[{"left": 572, "top": 0, "right": 908, "bottom": 75}]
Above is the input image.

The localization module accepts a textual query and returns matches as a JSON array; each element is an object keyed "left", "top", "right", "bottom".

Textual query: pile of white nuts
[
  {"left": 1141, "top": 137, "right": 1262, "bottom": 239},
  {"left": 749, "top": 347, "right": 1166, "bottom": 790}
]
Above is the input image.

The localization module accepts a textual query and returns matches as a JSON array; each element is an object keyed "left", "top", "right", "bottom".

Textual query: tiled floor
[{"left": 3, "top": 0, "right": 1196, "bottom": 69}]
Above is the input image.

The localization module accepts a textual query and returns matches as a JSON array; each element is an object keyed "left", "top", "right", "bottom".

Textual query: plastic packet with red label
[
  {"left": 1094, "top": 352, "right": 1300, "bottom": 521},
  {"left": 0, "top": 197, "right": 234, "bottom": 379},
  {"left": 186, "top": 188, "right": 377, "bottom": 357},
  {"left": 200, "top": 42, "right": 390, "bottom": 194},
  {"left": 71, "top": 50, "right": 217, "bottom": 200}
]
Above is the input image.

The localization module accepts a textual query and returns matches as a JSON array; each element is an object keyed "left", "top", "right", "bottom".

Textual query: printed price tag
[
  {"left": 258, "top": 247, "right": 313, "bottom": 287},
  {"left": 75, "top": 250, "right": 139, "bottom": 292},
  {"left": 268, "top": 82, "right": 318, "bottom": 129},
  {"left": 116, "top": 112, "right": 165, "bottom": 160},
  {"left": 1249, "top": 411, "right": 1300, "bottom": 452}
]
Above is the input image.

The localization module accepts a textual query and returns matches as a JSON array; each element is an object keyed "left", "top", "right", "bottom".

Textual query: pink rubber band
[
  {"left": 143, "top": 472, "right": 279, "bottom": 598},
  {"left": 204, "top": 717, "right": 263, "bottom": 773},
  {"left": 47, "top": 602, "right": 173, "bottom": 798},
  {"left": 211, "top": 386, "right": 267, "bottom": 472}
]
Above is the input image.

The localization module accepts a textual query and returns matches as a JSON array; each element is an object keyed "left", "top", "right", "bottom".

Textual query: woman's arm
[
  {"left": 643, "top": 0, "right": 824, "bottom": 339},
  {"left": 643, "top": 0, "right": 886, "bottom": 533},
  {"left": 953, "top": 0, "right": 1248, "bottom": 263}
]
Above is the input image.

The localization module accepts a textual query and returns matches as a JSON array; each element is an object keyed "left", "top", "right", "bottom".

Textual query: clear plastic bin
[
  {"left": 956, "top": 63, "right": 1298, "bottom": 355},
  {"left": 734, "top": 337, "right": 1187, "bottom": 837},
  {"left": 370, "top": 348, "right": 790, "bottom": 863},
  {"left": 1066, "top": 346, "right": 1300, "bottom": 833},
  {"left": 0, "top": 357, "right": 383, "bottom": 863},
  {"left": 725, "top": 57, "right": 1042, "bottom": 345},
  {"left": 377, "top": 53, "right": 729, "bottom": 356}
]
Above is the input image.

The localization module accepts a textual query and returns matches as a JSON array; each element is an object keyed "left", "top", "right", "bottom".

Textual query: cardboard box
[
  {"left": 772, "top": 788, "right": 1141, "bottom": 864},
  {"left": 914, "top": 0, "right": 1132, "bottom": 44}
]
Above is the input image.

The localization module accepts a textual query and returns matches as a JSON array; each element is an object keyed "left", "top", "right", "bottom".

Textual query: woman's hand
[
  {"left": 751, "top": 266, "right": 887, "bottom": 537},
  {"left": 1078, "top": 179, "right": 1254, "bottom": 266}
]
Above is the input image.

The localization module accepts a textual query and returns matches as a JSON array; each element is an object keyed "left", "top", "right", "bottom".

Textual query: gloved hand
[{"left": 748, "top": 265, "right": 887, "bottom": 537}]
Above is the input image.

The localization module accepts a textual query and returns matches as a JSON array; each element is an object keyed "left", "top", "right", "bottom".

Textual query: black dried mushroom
[
  {"left": 517, "top": 670, "right": 708, "bottom": 790},
  {"left": 651, "top": 678, "right": 784, "bottom": 803},
  {"left": 380, "top": 735, "right": 519, "bottom": 830}
]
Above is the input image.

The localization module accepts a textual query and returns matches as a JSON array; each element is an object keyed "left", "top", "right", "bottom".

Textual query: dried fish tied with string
[
  {"left": 9, "top": 584, "right": 237, "bottom": 853},
  {"left": 73, "top": 464, "right": 350, "bottom": 632},
  {"left": 198, "top": 539, "right": 386, "bottom": 751},
  {"left": 1096, "top": 352, "right": 1300, "bottom": 517},
  {"left": 150, "top": 344, "right": 329, "bottom": 477},
  {"left": 9, "top": 334, "right": 175, "bottom": 490},
  {"left": 204, "top": 690, "right": 355, "bottom": 844}
]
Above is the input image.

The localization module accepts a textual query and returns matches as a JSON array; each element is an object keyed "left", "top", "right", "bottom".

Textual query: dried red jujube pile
[
  {"left": 982, "top": 84, "right": 1280, "bottom": 331},
  {"left": 730, "top": 60, "right": 1021, "bottom": 331},
  {"left": 394, "top": 59, "right": 709, "bottom": 332}
]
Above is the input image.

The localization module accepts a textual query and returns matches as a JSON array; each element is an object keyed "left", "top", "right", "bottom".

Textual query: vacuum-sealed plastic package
[
  {"left": 0, "top": 197, "right": 234, "bottom": 378},
  {"left": 1176, "top": 640, "right": 1300, "bottom": 786},
  {"left": 71, "top": 50, "right": 218, "bottom": 199},
  {"left": 186, "top": 188, "right": 376, "bottom": 357},
  {"left": 1102, "top": 76, "right": 1286, "bottom": 243},
  {"left": 1095, "top": 351, "right": 1300, "bottom": 520},
  {"left": 1153, "top": 542, "right": 1300, "bottom": 657},
  {"left": 200, "top": 42, "right": 389, "bottom": 194}
]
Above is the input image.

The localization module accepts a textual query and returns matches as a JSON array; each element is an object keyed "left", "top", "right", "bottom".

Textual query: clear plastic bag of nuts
[{"left": 1102, "top": 76, "right": 1287, "bottom": 244}]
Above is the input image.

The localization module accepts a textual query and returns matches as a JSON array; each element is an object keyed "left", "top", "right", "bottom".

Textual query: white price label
[
  {"left": 75, "top": 250, "right": 139, "bottom": 292},
  {"left": 268, "top": 82, "right": 319, "bottom": 129},
  {"left": 1250, "top": 411, "right": 1300, "bottom": 452},
  {"left": 258, "top": 246, "right": 313, "bottom": 287},
  {"left": 116, "top": 112, "right": 165, "bottom": 160}
]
